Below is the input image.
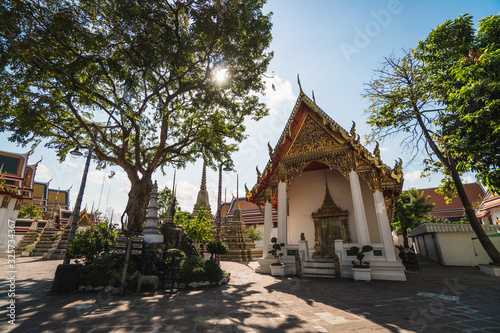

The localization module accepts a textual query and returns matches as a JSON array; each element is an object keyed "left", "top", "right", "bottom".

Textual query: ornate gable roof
[{"left": 246, "top": 88, "right": 404, "bottom": 205}]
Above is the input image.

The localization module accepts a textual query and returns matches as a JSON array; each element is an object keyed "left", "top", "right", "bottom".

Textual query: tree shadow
[{"left": 4, "top": 256, "right": 500, "bottom": 332}]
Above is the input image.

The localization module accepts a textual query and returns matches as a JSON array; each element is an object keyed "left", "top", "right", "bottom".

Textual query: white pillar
[
  {"left": 373, "top": 190, "right": 397, "bottom": 261},
  {"left": 349, "top": 170, "right": 370, "bottom": 245},
  {"left": 263, "top": 200, "right": 273, "bottom": 258},
  {"left": 277, "top": 181, "right": 287, "bottom": 245}
]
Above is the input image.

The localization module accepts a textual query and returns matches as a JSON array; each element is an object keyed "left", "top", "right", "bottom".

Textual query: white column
[
  {"left": 373, "top": 190, "right": 397, "bottom": 261},
  {"left": 349, "top": 170, "right": 370, "bottom": 245},
  {"left": 263, "top": 200, "right": 273, "bottom": 258},
  {"left": 277, "top": 181, "right": 287, "bottom": 245}
]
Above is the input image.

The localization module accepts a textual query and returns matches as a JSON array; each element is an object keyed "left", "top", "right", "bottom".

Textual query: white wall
[
  {"left": 287, "top": 168, "right": 355, "bottom": 246},
  {"left": 0, "top": 196, "right": 20, "bottom": 257},
  {"left": 437, "top": 232, "right": 500, "bottom": 266}
]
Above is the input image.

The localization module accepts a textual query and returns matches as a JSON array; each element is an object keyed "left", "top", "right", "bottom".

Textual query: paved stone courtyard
[{"left": 1, "top": 255, "right": 499, "bottom": 332}]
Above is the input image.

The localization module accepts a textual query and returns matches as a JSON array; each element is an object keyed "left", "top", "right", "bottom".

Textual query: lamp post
[
  {"left": 216, "top": 160, "right": 233, "bottom": 264},
  {"left": 63, "top": 144, "right": 93, "bottom": 265}
]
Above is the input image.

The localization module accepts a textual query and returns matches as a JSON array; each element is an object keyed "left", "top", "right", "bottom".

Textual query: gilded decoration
[
  {"left": 246, "top": 91, "right": 404, "bottom": 207},
  {"left": 2, "top": 196, "right": 11, "bottom": 208},
  {"left": 311, "top": 184, "right": 350, "bottom": 258},
  {"left": 284, "top": 115, "right": 341, "bottom": 160}
]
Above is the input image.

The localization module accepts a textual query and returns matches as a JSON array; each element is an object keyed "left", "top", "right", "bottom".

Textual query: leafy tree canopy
[
  {"left": 0, "top": 0, "right": 273, "bottom": 228},
  {"left": 392, "top": 188, "right": 434, "bottom": 248},
  {"left": 364, "top": 14, "right": 500, "bottom": 263},
  {"left": 416, "top": 14, "right": 500, "bottom": 193},
  {"left": 174, "top": 204, "right": 214, "bottom": 243}
]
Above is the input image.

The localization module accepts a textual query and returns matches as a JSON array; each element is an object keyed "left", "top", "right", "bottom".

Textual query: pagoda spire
[
  {"left": 193, "top": 158, "right": 211, "bottom": 216},
  {"left": 201, "top": 159, "right": 207, "bottom": 190}
]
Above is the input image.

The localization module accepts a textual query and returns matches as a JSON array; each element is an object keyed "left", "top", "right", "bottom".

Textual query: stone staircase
[{"left": 302, "top": 258, "right": 336, "bottom": 278}]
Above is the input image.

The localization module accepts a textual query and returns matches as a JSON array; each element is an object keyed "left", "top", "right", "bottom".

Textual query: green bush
[
  {"left": 164, "top": 248, "right": 186, "bottom": 261},
  {"left": 206, "top": 241, "right": 229, "bottom": 255},
  {"left": 177, "top": 256, "right": 224, "bottom": 285},
  {"left": 246, "top": 226, "right": 263, "bottom": 242},
  {"left": 68, "top": 227, "right": 104, "bottom": 264},
  {"left": 204, "top": 259, "right": 223, "bottom": 283},
  {"left": 79, "top": 252, "right": 136, "bottom": 287}
]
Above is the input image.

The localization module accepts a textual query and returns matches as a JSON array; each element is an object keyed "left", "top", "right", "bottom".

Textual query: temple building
[
  {"left": 0, "top": 150, "right": 37, "bottom": 255},
  {"left": 14, "top": 181, "right": 72, "bottom": 242},
  {"left": 246, "top": 88, "right": 406, "bottom": 281}
]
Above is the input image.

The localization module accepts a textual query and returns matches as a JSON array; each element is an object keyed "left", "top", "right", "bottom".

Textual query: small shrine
[
  {"left": 246, "top": 83, "right": 406, "bottom": 281},
  {"left": 220, "top": 177, "right": 263, "bottom": 261}
]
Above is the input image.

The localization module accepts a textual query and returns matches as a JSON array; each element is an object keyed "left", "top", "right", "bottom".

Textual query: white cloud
[
  {"left": 463, "top": 176, "right": 474, "bottom": 184},
  {"left": 35, "top": 163, "right": 51, "bottom": 182},
  {"left": 404, "top": 170, "right": 423, "bottom": 183}
]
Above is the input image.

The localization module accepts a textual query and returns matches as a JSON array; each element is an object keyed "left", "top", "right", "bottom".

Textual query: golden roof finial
[{"left": 297, "top": 74, "right": 303, "bottom": 95}]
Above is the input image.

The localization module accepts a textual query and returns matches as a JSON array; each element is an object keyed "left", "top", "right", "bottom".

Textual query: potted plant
[
  {"left": 268, "top": 237, "right": 286, "bottom": 276},
  {"left": 350, "top": 245, "right": 374, "bottom": 281}
]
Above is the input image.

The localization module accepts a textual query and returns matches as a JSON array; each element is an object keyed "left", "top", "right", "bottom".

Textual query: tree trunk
[
  {"left": 414, "top": 113, "right": 500, "bottom": 264},
  {"left": 123, "top": 174, "right": 153, "bottom": 231},
  {"left": 402, "top": 227, "right": 410, "bottom": 249},
  {"left": 449, "top": 168, "right": 500, "bottom": 264}
]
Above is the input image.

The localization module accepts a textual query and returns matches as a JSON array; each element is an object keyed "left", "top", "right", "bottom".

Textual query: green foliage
[
  {"left": 206, "top": 241, "right": 229, "bottom": 255},
  {"left": 350, "top": 245, "right": 374, "bottom": 268},
  {"left": 365, "top": 14, "right": 500, "bottom": 263},
  {"left": 416, "top": 14, "right": 500, "bottom": 193},
  {"left": 268, "top": 237, "right": 285, "bottom": 265},
  {"left": 392, "top": 189, "right": 434, "bottom": 248},
  {"left": 0, "top": 0, "right": 273, "bottom": 229},
  {"left": 164, "top": 248, "right": 186, "bottom": 262},
  {"left": 68, "top": 226, "right": 104, "bottom": 264},
  {"left": 98, "top": 220, "right": 119, "bottom": 248},
  {"left": 175, "top": 205, "right": 214, "bottom": 243},
  {"left": 246, "top": 226, "right": 263, "bottom": 242},
  {"left": 177, "top": 255, "right": 224, "bottom": 284},
  {"left": 18, "top": 203, "right": 43, "bottom": 219},
  {"left": 425, "top": 214, "right": 450, "bottom": 224},
  {"left": 79, "top": 252, "right": 135, "bottom": 287},
  {"left": 158, "top": 186, "right": 174, "bottom": 220}
]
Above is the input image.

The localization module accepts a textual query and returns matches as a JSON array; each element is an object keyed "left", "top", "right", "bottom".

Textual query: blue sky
[{"left": 1, "top": 0, "right": 499, "bottom": 220}]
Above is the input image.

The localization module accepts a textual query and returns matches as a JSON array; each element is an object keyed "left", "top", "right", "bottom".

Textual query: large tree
[
  {"left": 0, "top": 0, "right": 273, "bottom": 229},
  {"left": 364, "top": 16, "right": 500, "bottom": 263},
  {"left": 392, "top": 188, "right": 434, "bottom": 249},
  {"left": 416, "top": 14, "right": 500, "bottom": 194}
]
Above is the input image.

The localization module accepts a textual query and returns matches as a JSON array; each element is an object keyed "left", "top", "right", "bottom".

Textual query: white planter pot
[
  {"left": 270, "top": 265, "right": 286, "bottom": 277},
  {"left": 478, "top": 264, "right": 500, "bottom": 277},
  {"left": 352, "top": 267, "right": 371, "bottom": 282}
]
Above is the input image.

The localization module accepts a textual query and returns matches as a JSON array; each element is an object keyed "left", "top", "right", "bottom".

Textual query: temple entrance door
[
  {"left": 319, "top": 217, "right": 341, "bottom": 257},
  {"left": 312, "top": 183, "right": 350, "bottom": 259}
]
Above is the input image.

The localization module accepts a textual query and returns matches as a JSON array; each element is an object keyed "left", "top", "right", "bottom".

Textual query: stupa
[
  {"left": 43, "top": 215, "right": 73, "bottom": 260},
  {"left": 15, "top": 219, "right": 40, "bottom": 254},
  {"left": 22, "top": 215, "right": 59, "bottom": 257},
  {"left": 143, "top": 181, "right": 163, "bottom": 243},
  {"left": 192, "top": 160, "right": 211, "bottom": 217},
  {"left": 220, "top": 176, "right": 263, "bottom": 261}
]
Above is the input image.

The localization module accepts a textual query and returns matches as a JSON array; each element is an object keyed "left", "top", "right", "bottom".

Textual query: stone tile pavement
[{"left": 1, "top": 255, "right": 499, "bottom": 332}]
